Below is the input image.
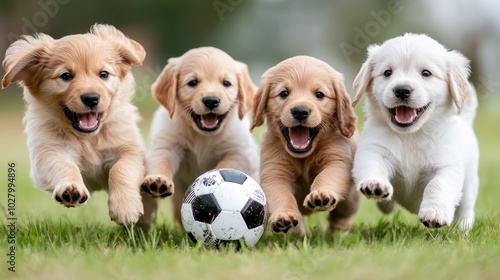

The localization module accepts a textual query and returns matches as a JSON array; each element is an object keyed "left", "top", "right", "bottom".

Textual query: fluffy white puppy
[{"left": 352, "top": 33, "right": 479, "bottom": 230}]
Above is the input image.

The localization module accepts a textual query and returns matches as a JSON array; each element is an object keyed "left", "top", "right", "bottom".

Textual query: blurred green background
[{"left": 0, "top": 0, "right": 499, "bottom": 227}]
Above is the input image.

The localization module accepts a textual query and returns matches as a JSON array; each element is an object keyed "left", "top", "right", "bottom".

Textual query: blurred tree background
[{"left": 1, "top": 0, "right": 499, "bottom": 107}]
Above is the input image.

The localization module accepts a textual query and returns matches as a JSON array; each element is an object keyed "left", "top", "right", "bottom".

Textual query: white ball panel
[
  {"left": 213, "top": 183, "right": 251, "bottom": 212},
  {"left": 190, "top": 220, "right": 218, "bottom": 247},
  {"left": 192, "top": 170, "right": 224, "bottom": 196},
  {"left": 210, "top": 211, "right": 248, "bottom": 240},
  {"left": 243, "top": 224, "right": 266, "bottom": 248},
  {"left": 243, "top": 180, "right": 267, "bottom": 206},
  {"left": 180, "top": 203, "right": 195, "bottom": 232}
]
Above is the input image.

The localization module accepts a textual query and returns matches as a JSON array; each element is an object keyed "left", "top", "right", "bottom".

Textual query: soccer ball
[{"left": 181, "top": 168, "right": 267, "bottom": 248}]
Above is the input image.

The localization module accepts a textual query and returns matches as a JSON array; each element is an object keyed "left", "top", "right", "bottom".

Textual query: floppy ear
[
  {"left": 250, "top": 74, "right": 271, "bottom": 131},
  {"left": 152, "top": 58, "right": 179, "bottom": 118},
  {"left": 447, "top": 50, "right": 472, "bottom": 110},
  {"left": 352, "top": 59, "right": 373, "bottom": 107},
  {"left": 2, "top": 33, "right": 53, "bottom": 89},
  {"left": 333, "top": 74, "right": 357, "bottom": 138},
  {"left": 235, "top": 61, "right": 256, "bottom": 119},
  {"left": 90, "top": 24, "right": 146, "bottom": 74},
  {"left": 352, "top": 44, "right": 380, "bottom": 107}
]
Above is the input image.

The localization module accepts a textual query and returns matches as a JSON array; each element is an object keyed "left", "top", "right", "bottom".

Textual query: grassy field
[{"left": 0, "top": 91, "right": 499, "bottom": 280}]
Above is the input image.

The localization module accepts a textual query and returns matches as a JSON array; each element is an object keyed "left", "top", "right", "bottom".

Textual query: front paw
[
  {"left": 141, "top": 175, "right": 174, "bottom": 198},
  {"left": 418, "top": 205, "right": 454, "bottom": 229},
  {"left": 108, "top": 193, "right": 144, "bottom": 225},
  {"left": 303, "top": 190, "right": 339, "bottom": 211},
  {"left": 269, "top": 211, "right": 302, "bottom": 233},
  {"left": 53, "top": 184, "right": 90, "bottom": 208},
  {"left": 357, "top": 178, "right": 393, "bottom": 200}
]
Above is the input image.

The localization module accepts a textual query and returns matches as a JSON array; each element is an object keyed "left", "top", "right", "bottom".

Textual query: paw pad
[
  {"left": 304, "top": 190, "right": 338, "bottom": 211},
  {"left": 54, "top": 185, "right": 89, "bottom": 207},
  {"left": 141, "top": 176, "right": 173, "bottom": 198}
]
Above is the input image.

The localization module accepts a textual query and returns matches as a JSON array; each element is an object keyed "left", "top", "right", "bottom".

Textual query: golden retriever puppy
[
  {"left": 251, "top": 56, "right": 360, "bottom": 234},
  {"left": 352, "top": 33, "right": 479, "bottom": 230},
  {"left": 142, "top": 47, "right": 259, "bottom": 221},
  {"left": 2, "top": 24, "right": 156, "bottom": 226}
]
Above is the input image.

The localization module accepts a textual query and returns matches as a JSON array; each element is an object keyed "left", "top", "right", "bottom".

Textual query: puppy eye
[
  {"left": 315, "top": 91, "right": 325, "bottom": 99},
  {"left": 421, "top": 69, "right": 432, "bottom": 77},
  {"left": 60, "top": 72, "right": 73, "bottom": 81},
  {"left": 279, "top": 90, "right": 289, "bottom": 98},
  {"left": 384, "top": 69, "right": 392, "bottom": 77},
  {"left": 222, "top": 80, "right": 231, "bottom": 87},
  {"left": 99, "top": 71, "right": 109, "bottom": 79},
  {"left": 187, "top": 79, "right": 198, "bottom": 87}
]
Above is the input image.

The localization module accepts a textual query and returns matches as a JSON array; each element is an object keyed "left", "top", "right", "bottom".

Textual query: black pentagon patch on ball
[
  {"left": 192, "top": 193, "right": 221, "bottom": 224},
  {"left": 219, "top": 169, "right": 247, "bottom": 185},
  {"left": 240, "top": 199, "right": 266, "bottom": 229}
]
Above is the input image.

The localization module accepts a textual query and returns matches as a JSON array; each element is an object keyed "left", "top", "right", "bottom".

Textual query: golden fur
[
  {"left": 251, "top": 56, "right": 359, "bottom": 234},
  {"left": 2, "top": 24, "right": 155, "bottom": 227},
  {"left": 142, "top": 47, "right": 259, "bottom": 221}
]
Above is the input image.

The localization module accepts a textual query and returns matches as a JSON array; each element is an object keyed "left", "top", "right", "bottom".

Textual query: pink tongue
[
  {"left": 289, "top": 126, "right": 310, "bottom": 150},
  {"left": 78, "top": 112, "right": 98, "bottom": 130},
  {"left": 201, "top": 113, "right": 218, "bottom": 129},
  {"left": 395, "top": 106, "right": 417, "bottom": 124}
]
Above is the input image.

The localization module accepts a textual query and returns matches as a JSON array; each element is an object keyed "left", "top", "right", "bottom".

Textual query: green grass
[{"left": 1, "top": 92, "right": 500, "bottom": 280}]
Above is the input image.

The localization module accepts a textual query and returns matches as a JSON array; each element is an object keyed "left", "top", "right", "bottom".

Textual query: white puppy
[{"left": 352, "top": 33, "right": 479, "bottom": 230}]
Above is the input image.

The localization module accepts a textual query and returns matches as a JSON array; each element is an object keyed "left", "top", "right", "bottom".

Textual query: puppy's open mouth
[
  {"left": 191, "top": 112, "right": 227, "bottom": 132},
  {"left": 388, "top": 104, "right": 430, "bottom": 127},
  {"left": 64, "top": 107, "right": 102, "bottom": 133},
  {"left": 280, "top": 124, "right": 320, "bottom": 154}
]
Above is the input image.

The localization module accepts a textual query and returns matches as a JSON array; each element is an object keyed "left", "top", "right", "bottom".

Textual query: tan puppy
[
  {"left": 142, "top": 47, "right": 259, "bottom": 221},
  {"left": 2, "top": 24, "right": 156, "bottom": 226},
  {"left": 251, "top": 56, "right": 360, "bottom": 234}
]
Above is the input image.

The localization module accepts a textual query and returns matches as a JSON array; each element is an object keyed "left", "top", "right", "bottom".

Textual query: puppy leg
[
  {"left": 418, "top": 168, "right": 464, "bottom": 229},
  {"left": 261, "top": 163, "right": 303, "bottom": 234},
  {"left": 108, "top": 150, "right": 145, "bottom": 225},
  {"left": 353, "top": 148, "right": 395, "bottom": 200},
  {"left": 328, "top": 186, "right": 360, "bottom": 231},
  {"left": 303, "top": 162, "right": 353, "bottom": 212},
  {"left": 142, "top": 144, "right": 176, "bottom": 198},
  {"left": 376, "top": 200, "right": 397, "bottom": 214},
  {"left": 454, "top": 171, "right": 479, "bottom": 231},
  {"left": 215, "top": 151, "right": 258, "bottom": 179},
  {"left": 137, "top": 192, "right": 158, "bottom": 229},
  {"left": 32, "top": 150, "right": 90, "bottom": 207},
  {"left": 172, "top": 186, "right": 185, "bottom": 223}
]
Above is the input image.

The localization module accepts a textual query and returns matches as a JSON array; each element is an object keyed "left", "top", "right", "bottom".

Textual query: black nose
[
  {"left": 203, "top": 96, "right": 220, "bottom": 110},
  {"left": 393, "top": 85, "right": 412, "bottom": 100},
  {"left": 81, "top": 93, "right": 100, "bottom": 108},
  {"left": 291, "top": 106, "right": 310, "bottom": 121}
]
